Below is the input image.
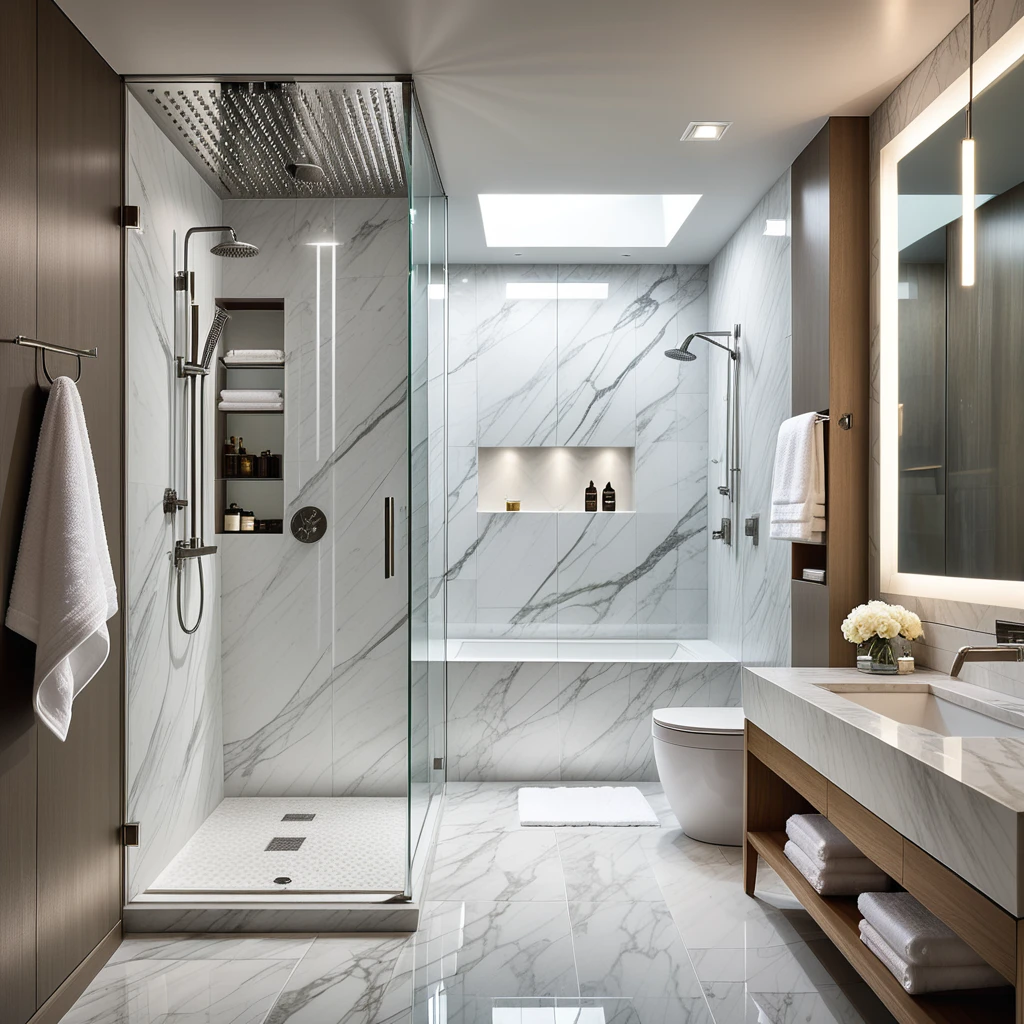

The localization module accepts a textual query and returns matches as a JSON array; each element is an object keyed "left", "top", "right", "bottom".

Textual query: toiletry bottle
[
  {"left": 240, "top": 508, "right": 255, "bottom": 532},
  {"left": 585, "top": 480, "right": 598, "bottom": 512},
  {"left": 224, "top": 502, "right": 242, "bottom": 533},
  {"left": 602, "top": 482, "right": 616, "bottom": 512},
  {"left": 224, "top": 435, "right": 236, "bottom": 455}
]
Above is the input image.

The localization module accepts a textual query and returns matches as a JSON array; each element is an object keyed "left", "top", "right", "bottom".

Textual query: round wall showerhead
[
  {"left": 286, "top": 161, "right": 327, "bottom": 185},
  {"left": 665, "top": 347, "right": 697, "bottom": 361},
  {"left": 210, "top": 239, "right": 260, "bottom": 258}
]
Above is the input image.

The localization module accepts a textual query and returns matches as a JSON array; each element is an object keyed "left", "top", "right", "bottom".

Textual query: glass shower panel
[{"left": 408, "top": 89, "right": 448, "bottom": 870}]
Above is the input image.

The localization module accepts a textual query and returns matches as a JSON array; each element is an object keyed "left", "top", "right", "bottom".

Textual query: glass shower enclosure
[{"left": 121, "top": 76, "right": 446, "bottom": 914}]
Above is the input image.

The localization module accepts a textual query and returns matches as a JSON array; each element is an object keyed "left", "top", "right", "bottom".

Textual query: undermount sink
[{"left": 829, "top": 687, "right": 1024, "bottom": 740}]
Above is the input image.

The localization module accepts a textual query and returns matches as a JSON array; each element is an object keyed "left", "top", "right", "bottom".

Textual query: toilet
[{"left": 652, "top": 706, "right": 745, "bottom": 846}]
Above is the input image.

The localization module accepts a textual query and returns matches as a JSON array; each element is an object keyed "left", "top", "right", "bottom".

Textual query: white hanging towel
[
  {"left": 5, "top": 377, "right": 118, "bottom": 741},
  {"left": 770, "top": 412, "right": 826, "bottom": 541}
]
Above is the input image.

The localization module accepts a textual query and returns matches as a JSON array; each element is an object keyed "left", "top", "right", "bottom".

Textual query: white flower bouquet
[{"left": 842, "top": 600, "right": 923, "bottom": 673}]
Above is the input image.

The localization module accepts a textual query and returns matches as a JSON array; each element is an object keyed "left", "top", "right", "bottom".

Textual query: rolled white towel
[
  {"left": 858, "top": 892, "right": 987, "bottom": 968},
  {"left": 218, "top": 400, "right": 284, "bottom": 413},
  {"left": 786, "top": 813, "right": 862, "bottom": 862},
  {"left": 223, "top": 349, "right": 285, "bottom": 363},
  {"left": 219, "top": 389, "right": 282, "bottom": 403},
  {"left": 784, "top": 841, "right": 891, "bottom": 896},
  {"left": 859, "top": 920, "right": 1006, "bottom": 994}
]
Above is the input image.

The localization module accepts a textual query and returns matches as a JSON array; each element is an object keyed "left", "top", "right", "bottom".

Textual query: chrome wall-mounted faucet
[{"left": 949, "top": 644, "right": 1024, "bottom": 678}]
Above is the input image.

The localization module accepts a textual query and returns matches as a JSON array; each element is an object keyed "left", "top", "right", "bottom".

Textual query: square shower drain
[
  {"left": 282, "top": 813, "right": 316, "bottom": 821},
  {"left": 266, "top": 837, "right": 305, "bottom": 851}
]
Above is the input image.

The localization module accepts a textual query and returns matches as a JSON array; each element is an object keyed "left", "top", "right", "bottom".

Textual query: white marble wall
[
  {"left": 447, "top": 658, "right": 741, "bottom": 781},
  {"left": 870, "top": 0, "right": 1024, "bottom": 694},
  {"left": 125, "top": 94, "right": 225, "bottom": 899},
  {"left": 448, "top": 264, "right": 710, "bottom": 640},
  {"left": 707, "top": 171, "right": 793, "bottom": 670},
  {"left": 218, "top": 198, "right": 409, "bottom": 797}
]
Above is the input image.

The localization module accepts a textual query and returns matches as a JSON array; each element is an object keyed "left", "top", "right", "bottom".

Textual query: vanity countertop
[{"left": 744, "top": 665, "right": 1024, "bottom": 915}]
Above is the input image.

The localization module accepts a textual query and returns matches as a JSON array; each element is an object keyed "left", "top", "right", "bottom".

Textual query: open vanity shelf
[
  {"left": 214, "top": 299, "right": 285, "bottom": 534},
  {"left": 745, "top": 722, "right": 1020, "bottom": 1024},
  {"left": 477, "top": 445, "right": 635, "bottom": 513}
]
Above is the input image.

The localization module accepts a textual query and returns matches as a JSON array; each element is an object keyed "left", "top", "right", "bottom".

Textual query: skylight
[{"left": 478, "top": 194, "right": 701, "bottom": 248}]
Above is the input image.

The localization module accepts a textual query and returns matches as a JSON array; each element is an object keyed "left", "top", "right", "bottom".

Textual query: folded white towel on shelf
[
  {"left": 223, "top": 349, "right": 285, "bottom": 363},
  {"left": 5, "top": 378, "right": 118, "bottom": 741},
  {"left": 784, "top": 841, "right": 891, "bottom": 895},
  {"left": 786, "top": 813, "right": 863, "bottom": 862},
  {"left": 770, "top": 413, "right": 826, "bottom": 541},
  {"left": 218, "top": 401, "right": 284, "bottom": 413},
  {"left": 219, "top": 389, "right": 282, "bottom": 403},
  {"left": 858, "top": 892, "right": 987, "bottom": 968},
  {"left": 859, "top": 919, "right": 1006, "bottom": 994}
]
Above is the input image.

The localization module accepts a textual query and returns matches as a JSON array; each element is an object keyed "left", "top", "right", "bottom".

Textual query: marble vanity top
[{"left": 744, "top": 666, "right": 1024, "bottom": 916}]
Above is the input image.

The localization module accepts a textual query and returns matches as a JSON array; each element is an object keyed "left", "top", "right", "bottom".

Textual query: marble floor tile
[
  {"left": 569, "top": 900, "right": 705, "bottom": 1002},
  {"left": 263, "top": 934, "right": 410, "bottom": 1023},
  {"left": 414, "top": 901, "right": 579, "bottom": 999},
  {"left": 440, "top": 782, "right": 524, "bottom": 835},
  {"left": 659, "top": 860, "right": 821, "bottom": 950},
  {"left": 555, "top": 830, "right": 663, "bottom": 903},
  {"left": 429, "top": 827, "right": 565, "bottom": 902},
  {"left": 61, "top": 957, "right": 297, "bottom": 1024}
]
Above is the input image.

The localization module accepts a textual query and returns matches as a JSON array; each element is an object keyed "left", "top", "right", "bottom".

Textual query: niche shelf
[
  {"left": 214, "top": 299, "right": 286, "bottom": 534},
  {"left": 477, "top": 446, "right": 635, "bottom": 513}
]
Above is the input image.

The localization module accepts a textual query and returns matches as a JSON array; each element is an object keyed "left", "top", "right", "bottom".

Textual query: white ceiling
[{"left": 58, "top": 0, "right": 965, "bottom": 263}]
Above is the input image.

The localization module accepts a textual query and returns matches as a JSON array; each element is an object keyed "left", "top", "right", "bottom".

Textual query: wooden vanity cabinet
[{"left": 744, "top": 722, "right": 1021, "bottom": 1024}]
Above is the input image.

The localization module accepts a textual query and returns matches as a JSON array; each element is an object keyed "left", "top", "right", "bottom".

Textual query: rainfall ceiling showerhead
[
  {"left": 665, "top": 331, "right": 737, "bottom": 362},
  {"left": 286, "top": 161, "right": 328, "bottom": 185},
  {"left": 210, "top": 229, "right": 260, "bottom": 258}
]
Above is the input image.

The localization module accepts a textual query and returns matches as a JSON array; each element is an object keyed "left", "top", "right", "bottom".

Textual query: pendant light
[{"left": 962, "top": 0, "right": 976, "bottom": 287}]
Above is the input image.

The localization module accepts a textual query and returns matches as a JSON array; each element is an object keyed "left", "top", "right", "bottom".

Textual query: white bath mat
[{"left": 518, "top": 786, "right": 660, "bottom": 827}]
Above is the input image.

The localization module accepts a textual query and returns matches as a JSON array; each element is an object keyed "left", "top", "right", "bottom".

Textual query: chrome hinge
[
  {"left": 122, "top": 822, "right": 140, "bottom": 847},
  {"left": 432, "top": 757, "right": 445, "bottom": 771},
  {"left": 712, "top": 517, "right": 732, "bottom": 545},
  {"left": 122, "top": 205, "right": 142, "bottom": 230}
]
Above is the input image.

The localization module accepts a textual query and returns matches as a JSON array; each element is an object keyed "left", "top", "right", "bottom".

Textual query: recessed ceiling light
[
  {"left": 763, "top": 219, "right": 787, "bottom": 236},
  {"left": 681, "top": 121, "right": 732, "bottom": 142},
  {"left": 478, "top": 194, "right": 701, "bottom": 248}
]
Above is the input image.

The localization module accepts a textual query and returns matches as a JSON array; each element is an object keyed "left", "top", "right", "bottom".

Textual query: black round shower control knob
[{"left": 290, "top": 506, "right": 327, "bottom": 543}]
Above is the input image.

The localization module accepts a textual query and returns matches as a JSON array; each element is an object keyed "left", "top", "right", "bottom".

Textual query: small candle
[{"left": 897, "top": 656, "right": 915, "bottom": 674}]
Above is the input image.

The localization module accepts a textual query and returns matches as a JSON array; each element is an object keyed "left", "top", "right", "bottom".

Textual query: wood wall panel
[
  {"left": 0, "top": 0, "right": 42, "bottom": 1018},
  {"left": 34, "top": 0, "right": 124, "bottom": 1004},
  {"left": 826, "top": 118, "right": 869, "bottom": 666}
]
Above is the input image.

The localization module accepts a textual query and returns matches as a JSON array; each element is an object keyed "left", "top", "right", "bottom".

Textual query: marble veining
[
  {"left": 219, "top": 197, "right": 409, "bottom": 798},
  {"left": 125, "top": 94, "right": 225, "bottom": 899},
  {"left": 449, "top": 263, "right": 709, "bottom": 641}
]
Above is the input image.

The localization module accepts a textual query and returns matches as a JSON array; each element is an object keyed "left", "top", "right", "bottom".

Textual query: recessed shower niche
[
  {"left": 215, "top": 301, "right": 285, "bottom": 533},
  {"left": 478, "top": 446, "right": 635, "bottom": 512}
]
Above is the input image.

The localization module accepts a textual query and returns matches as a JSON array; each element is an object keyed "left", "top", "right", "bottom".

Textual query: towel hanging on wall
[
  {"left": 5, "top": 376, "right": 118, "bottom": 741},
  {"left": 770, "top": 412, "right": 826, "bottom": 541}
]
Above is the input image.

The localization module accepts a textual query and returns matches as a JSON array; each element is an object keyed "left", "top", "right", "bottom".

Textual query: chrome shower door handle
[{"left": 383, "top": 496, "right": 395, "bottom": 579}]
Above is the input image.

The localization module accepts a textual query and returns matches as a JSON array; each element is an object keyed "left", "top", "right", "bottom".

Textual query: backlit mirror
[{"left": 894, "top": 51, "right": 1024, "bottom": 583}]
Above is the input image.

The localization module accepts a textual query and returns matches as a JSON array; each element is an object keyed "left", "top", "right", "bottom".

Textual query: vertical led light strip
[
  {"left": 961, "top": 139, "right": 976, "bottom": 286},
  {"left": 331, "top": 243, "right": 337, "bottom": 453},
  {"left": 314, "top": 245, "right": 321, "bottom": 461},
  {"left": 962, "top": 0, "right": 976, "bottom": 287}
]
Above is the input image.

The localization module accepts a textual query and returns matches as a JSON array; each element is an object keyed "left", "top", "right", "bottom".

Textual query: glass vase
[{"left": 856, "top": 636, "right": 910, "bottom": 674}]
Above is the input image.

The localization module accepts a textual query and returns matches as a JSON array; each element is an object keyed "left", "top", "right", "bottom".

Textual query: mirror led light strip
[{"left": 962, "top": 0, "right": 977, "bottom": 287}]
